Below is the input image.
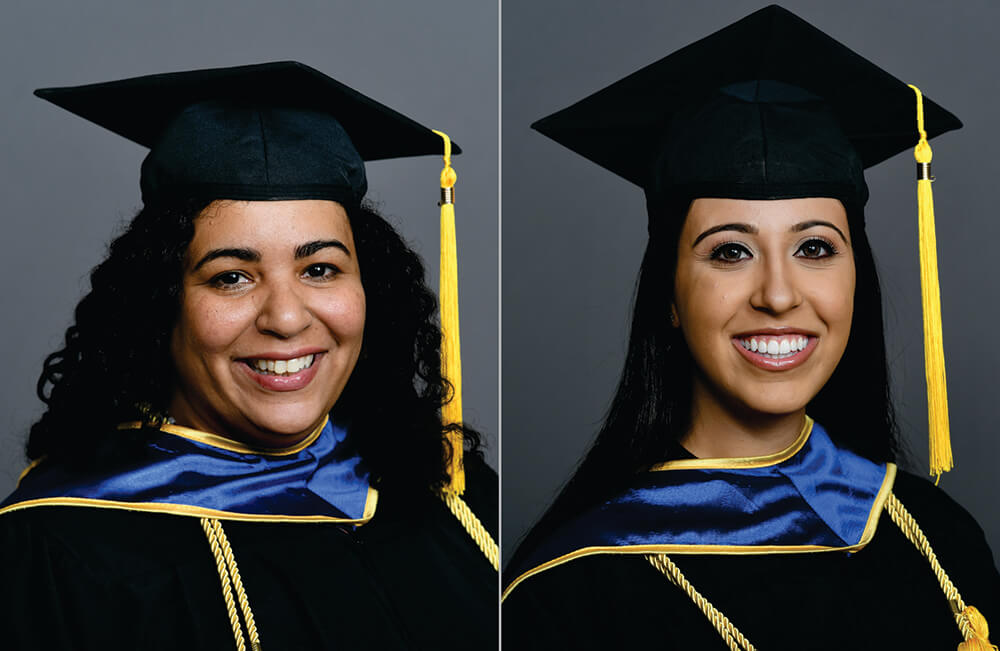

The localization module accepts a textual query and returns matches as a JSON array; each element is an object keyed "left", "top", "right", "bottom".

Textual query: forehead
[
  {"left": 189, "top": 199, "right": 354, "bottom": 250},
  {"left": 684, "top": 198, "right": 848, "bottom": 233}
]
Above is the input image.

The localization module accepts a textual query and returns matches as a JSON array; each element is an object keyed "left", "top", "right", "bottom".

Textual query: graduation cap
[
  {"left": 35, "top": 61, "right": 460, "bottom": 206},
  {"left": 532, "top": 5, "right": 960, "bottom": 478}
]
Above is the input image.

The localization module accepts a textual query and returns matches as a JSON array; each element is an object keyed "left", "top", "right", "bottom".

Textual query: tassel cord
[{"left": 432, "top": 129, "right": 466, "bottom": 495}]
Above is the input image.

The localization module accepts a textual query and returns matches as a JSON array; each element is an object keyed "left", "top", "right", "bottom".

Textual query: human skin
[
  {"left": 169, "top": 199, "right": 366, "bottom": 448},
  {"left": 672, "top": 197, "right": 855, "bottom": 459}
]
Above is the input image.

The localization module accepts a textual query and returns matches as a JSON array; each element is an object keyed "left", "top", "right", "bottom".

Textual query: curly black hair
[{"left": 29, "top": 198, "right": 482, "bottom": 495}]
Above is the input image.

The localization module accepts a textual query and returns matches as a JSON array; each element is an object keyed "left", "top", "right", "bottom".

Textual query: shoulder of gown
[
  {"left": 503, "top": 467, "right": 1000, "bottom": 650},
  {"left": 0, "top": 454, "right": 499, "bottom": 650}
]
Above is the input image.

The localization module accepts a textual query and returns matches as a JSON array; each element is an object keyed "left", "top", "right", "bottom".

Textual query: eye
[
  {"left": 210, "top": 271, "right": 251, "bottom": 289},
  {"left": 302, "top": 263, "right": 340, "bottom": 280},
  {"left": 709, "top": 242, "right": 752, "bottom": 263},
  {"left": 795, "top": 238, "right": 837, "bottom": 259}
]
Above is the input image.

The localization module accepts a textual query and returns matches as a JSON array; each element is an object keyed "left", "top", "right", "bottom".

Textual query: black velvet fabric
[
  {"left": 33, "top": 61, "right": 458, "bottom": 205},
  {"left": 530, "top": 5, "right": 961, "bottom": 219},
  {"left": 0, "top": 455, "right": 497, "bottom": 650},
  {"left": 503, "top": 470, "right": 1000, "bottom": 650}
]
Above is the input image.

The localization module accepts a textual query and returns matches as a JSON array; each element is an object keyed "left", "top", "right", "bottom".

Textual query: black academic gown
[
  {"left": 0, "top": 455, "right": 497, "bottom": 650},
  {"left": 503, "top": 470, "right": 1000, "bottom": 650}
]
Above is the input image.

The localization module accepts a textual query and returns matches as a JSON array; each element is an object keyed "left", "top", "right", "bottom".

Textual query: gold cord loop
[
  {"left": 441, "top": 491, "right": 499, "bottom": 571},
  {"left": 200, "top": 518, "right": 263, "bottom": 651}
]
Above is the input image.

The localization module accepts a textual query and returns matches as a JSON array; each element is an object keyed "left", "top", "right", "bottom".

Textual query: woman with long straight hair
[{"left": 503, "top": 7, "right": 999, "bottom": 649}]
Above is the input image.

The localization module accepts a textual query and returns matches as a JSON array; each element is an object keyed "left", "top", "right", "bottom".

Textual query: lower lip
[
  {"left": 238, "top": 354, "right": 323, "bottom": 392},
  {"left": 732, "top": 337, "right": 817, "bottom": 371}
]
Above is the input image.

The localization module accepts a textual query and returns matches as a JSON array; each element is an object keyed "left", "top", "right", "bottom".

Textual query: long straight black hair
[{"left": 506, "top": 199, "right": 899, "bottom": 577}]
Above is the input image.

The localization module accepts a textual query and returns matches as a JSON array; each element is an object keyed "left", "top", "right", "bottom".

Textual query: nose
[
  {"left": 750, "top": 256, "right": 802, "bottom": 315},
  {"left": 254, "top": 281, "right": 313, "bottom": 338}
]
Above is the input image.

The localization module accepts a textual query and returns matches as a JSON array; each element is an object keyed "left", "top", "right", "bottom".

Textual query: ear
[{"left": 670, "top": 303, "right": 680, "bottom": 328}]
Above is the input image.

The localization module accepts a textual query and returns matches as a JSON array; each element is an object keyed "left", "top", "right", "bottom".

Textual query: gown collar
[
  {"left": 503, "top": 417, "right": 896, "bottom": 599},
  {"left": 0, "top": 416, "right": 376, "bottom": 524}
]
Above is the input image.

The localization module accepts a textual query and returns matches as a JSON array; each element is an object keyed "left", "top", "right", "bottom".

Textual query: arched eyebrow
[
  {"left": 192, "top": 247, "right": 260, "bottom": 271},
  {"left": 692, "top": 223, "right": 758, "bottom": 247},
  {"left": 295, "top": 239, "right": 351, "bottom": 259},
  {"left": 792, "top": 220, "right": 848, "bottom": 243},
  {"left": 191, "top": 240, "right": 351, "bottom": 271}
]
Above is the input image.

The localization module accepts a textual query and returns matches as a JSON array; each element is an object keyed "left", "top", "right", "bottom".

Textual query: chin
[{"left": 244, "top": 406, "right": 330, "bottom": 441}]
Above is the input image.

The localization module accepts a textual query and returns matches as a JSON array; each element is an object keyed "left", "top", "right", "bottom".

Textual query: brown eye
[
  {"left": 795, "top": 239, "right": 836, "bottom": 259},
  {"left": 710, "top": 242, "right": 751, "bottom": 262},
  {"left": 211, "top": 271, "right": 250, "bottom": 289},
  {"left": 303, "top": 263, "right": 339, "bottom": 280}
]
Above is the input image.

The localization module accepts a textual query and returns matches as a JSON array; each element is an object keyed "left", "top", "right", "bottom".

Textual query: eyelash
[
  {"left": 709, "top": 241, "right": 751, "bottom": 262},
  {"left": 210, "top": 271, "right": 250, "bottom": 289},
  {"left": 208, "top": 263, "right": 341, "bottom": 289},
  {"left": 708, "top": 237, "right": 839, "bottom": 263},
  {"left": 302, "top": 263, "right": 341, "bottom": 280}
]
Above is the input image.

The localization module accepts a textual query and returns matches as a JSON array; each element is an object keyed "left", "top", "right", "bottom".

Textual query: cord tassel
[
  {"left": 433, "top": 130, "right": 465, "bottom": 494},
  {"left": 908, "top": 84, "right": 953, "bottom": 480}
]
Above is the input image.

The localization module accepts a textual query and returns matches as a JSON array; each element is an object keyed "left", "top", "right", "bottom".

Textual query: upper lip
[
  {"left": 732, "top": 327, "right": 819, "bottom": 338},
  {"left": 238, "top": 348, "right": 325, "bottom": 361}
]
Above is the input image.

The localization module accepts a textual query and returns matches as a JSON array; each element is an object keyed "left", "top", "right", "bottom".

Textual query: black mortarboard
[
  {"left": 531, "top": 4, "right": 960, "bottom": 218},
  {"left": 35, "top": 61, "right": 459, "bottom": 205}
]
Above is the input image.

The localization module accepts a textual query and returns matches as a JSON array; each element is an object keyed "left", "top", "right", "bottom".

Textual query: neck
[{"left": 681, "top": 380, "right": 806, "bottom": 459}]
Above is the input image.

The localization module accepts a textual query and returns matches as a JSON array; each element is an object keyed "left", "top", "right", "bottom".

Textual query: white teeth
[
  {"left": 248, "top": 354, "right": 316, "bottom": 376},
  {"left": 738, "top": 336, "right": 812, "bottom": 359}
]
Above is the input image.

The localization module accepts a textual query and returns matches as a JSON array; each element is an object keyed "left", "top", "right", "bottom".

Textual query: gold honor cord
[
  {"left": 200, "top": 518, "right": 262, "bottom": 651},
  {"left": 442, "top": 490, "right": 500, "bottom": 571},
  {"left": 908, "top": 84, "right": 953, "bottom": 480},
  {"left": 647, "top": 493, "right": 994, "bottom": 650}
]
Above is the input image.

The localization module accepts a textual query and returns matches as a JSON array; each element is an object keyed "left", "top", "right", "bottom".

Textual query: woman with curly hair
[{"left": 0, "top": 62, "right": 496, "bottom": 650}]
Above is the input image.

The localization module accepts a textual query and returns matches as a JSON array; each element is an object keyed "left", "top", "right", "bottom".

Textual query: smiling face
[
  {"left": 672, "top": 197, "right": 855, "bottom": 421},
  {"left": 169, "top": 199, "right": 365, "bottom": 448}
]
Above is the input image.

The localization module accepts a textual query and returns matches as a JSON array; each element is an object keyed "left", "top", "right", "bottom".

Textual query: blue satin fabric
[
  {"left": 1, "top": 420, "right": 371, "bottom": 520},
  {"left": 510, "top": 422, "right": 888, "bottom": 580}
]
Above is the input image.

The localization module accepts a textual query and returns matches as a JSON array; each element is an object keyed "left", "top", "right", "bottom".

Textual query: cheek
[
  {"left": 815, "top": 268, "right": 856, "bottom": 333},
  {"left": 175, "top": 295, "right": 256, "bottom": 358},
  {"left": 317, "top": 284, "right": 366, "bottom": 341}
]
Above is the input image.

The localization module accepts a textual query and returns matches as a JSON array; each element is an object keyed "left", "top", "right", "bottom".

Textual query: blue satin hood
[
  {"left": 503, "top": 418, "right": 896, "bottom": 598},
  {"left": 0, "top": 417, "right": 376, "bottom": 524}
]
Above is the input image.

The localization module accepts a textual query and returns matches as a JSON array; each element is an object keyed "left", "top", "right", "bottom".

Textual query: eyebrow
[
  {"left": 792, "top": 220, "right": 849, "bottom": 243},
  {"left": 191, "top": 240, "right": 350, "bottom": 272},
  {"left": 192, "top": 247, "right": 260, "bottom": 271},
  {"left": 692, "top": 223, "right": 758, "bottom": 247},
  {"left": 295, "top": 239, "right": 351, "bottom": 259}
]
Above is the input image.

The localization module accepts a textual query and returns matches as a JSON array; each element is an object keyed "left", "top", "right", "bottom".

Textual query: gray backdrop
[
  {"left": 0, "top": 0, "right": 498, "bottom": 496},
  {"left": 502, "top": 0, "right": 1000, "bottom": 567}
]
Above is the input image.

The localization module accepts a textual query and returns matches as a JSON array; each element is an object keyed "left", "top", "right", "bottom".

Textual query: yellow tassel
[
  {"left": 957, "top": 639, "right": 995, "bottom": 651},
  {"left": 963, "top": 606, "right": 992, "bottom": 642},
  {"left": 432, "top": 129, "right": 464, "bottom": 495},
  {"left": 908, "top": 84, "right": 953, "bottom": 481}
]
